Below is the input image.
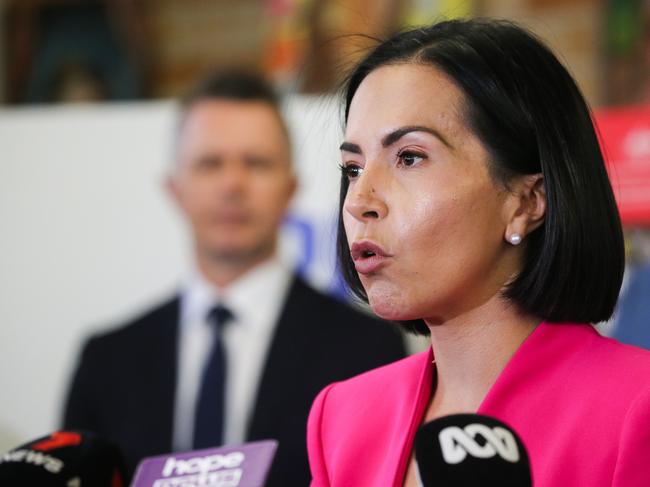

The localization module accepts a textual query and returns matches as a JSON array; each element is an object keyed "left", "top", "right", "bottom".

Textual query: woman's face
[{"left": 342, "top": 64, "right": 521, "bottom": 324}]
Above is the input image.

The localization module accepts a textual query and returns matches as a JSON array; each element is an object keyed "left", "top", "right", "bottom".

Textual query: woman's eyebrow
[
  {"left": 339, "top": 141, "right": 362, "bottom": 154},
  {"left": 339, "top": 125, "right": 451, "bottom": 154},
  {"left": 381, "top": 125, "right": 451, "bottom": 148}
]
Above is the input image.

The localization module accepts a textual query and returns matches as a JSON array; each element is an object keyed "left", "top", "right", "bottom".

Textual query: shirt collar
[{"left": 181, "top": 254, "right": 293, "bottom": 331}]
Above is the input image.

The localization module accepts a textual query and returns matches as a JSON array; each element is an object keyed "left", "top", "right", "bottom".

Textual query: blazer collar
[
  {"left": 398, "top": 322, "right": 596, "bottom": 485},
  {"left": 479, "top": 321, "right": 597, "bottom": 414},
  {"left": 409, "top": 322, "right": 598, "bottom": 418}
]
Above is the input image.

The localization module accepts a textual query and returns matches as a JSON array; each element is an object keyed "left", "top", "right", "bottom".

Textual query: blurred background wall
[
  {"left": 1, "top": 0, "right": 649, "bottom": 452},
  {"left": 0, "top": 96, "right": 347, "bottom": 451},
  {"left": 6, "top": 0, "right": 650, "bottom": 106}
]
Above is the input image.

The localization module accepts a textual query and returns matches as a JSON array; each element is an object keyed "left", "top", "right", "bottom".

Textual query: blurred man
[{"left": 62, "top": 71, "right": 406, "bottom": 486}]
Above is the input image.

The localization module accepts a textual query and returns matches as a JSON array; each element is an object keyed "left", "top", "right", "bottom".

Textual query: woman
[{"left": 307, "top": 19, "right": 650, "bottom": 487}]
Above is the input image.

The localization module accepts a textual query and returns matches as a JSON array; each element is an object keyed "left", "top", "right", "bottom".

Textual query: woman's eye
[
  {"left": 339, "top": 163, "right": 363, "bottom": 180},
  {"left": 397, "top": 151, "right": 425, "bottom": 167}
]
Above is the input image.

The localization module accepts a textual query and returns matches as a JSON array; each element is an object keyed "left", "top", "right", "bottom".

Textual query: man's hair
[
  {"left": 178, "top": 69, "right": 291, "bottom": 149},
  {"left": 181, "top": 69, "right": 280, "bottom": 110},
  {"left": 337, "top": 19, "right": 625, "bottom": 335}
]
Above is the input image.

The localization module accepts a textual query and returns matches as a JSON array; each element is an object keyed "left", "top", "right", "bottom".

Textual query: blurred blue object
[{"left": 613, "top": 263, "right": 650, "bottom": 349}]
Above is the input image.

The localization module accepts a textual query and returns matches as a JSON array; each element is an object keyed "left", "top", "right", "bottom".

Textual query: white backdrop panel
[{"left": 0, "top": 96, "right": 356, "bottom": 450}]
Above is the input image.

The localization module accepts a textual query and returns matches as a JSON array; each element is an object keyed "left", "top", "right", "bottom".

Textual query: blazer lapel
[
  {"left": 141, "top": 296, "right": 180, "bottom": 452},
  {"left": 246, "top": 277, "right": 306, "bottom": 438}
]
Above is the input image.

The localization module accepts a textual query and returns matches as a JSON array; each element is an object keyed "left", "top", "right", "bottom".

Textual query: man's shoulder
[
  {"left": 285, "top": 276, "right": 404, "bottom": 346},
  {"left": 286, "top": 277, "right": 386, "bottom": 326},
  {"left": 83, "top": 295, "right": 180, "bottom": 353}
]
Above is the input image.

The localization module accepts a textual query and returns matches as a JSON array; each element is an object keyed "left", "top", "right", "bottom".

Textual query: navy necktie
[{"left": 193, "top": 304, "right": 233, "bottom": 449}]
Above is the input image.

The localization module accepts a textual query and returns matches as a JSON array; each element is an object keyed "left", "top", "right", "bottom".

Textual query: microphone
[
  {"left": 415, "top": 414, "right": 532, "bottom": 486},
  {"left": 131, "top": 439, "right": 278, "bottom": 487},
  {"left": 0, "top": 430, "right": 125, "bottom": 486}
]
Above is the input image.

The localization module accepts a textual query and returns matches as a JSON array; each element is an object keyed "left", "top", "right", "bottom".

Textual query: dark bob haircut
[{"left": 337, "top": 18, "right": 624, "bottom": 335}]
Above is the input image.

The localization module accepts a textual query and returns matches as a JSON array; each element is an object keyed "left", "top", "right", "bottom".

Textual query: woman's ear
[{"left": 504, "top": 174, "right": 545, "bottom": 245}]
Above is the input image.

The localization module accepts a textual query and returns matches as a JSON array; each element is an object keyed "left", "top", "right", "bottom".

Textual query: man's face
[{"left": 168, "top": 99, "right": 296, "bottom": 265}]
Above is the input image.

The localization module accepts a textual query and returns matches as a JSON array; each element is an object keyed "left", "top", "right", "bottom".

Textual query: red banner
[{"left": 595, "top": 105, "right": 650, "bottom": 226}]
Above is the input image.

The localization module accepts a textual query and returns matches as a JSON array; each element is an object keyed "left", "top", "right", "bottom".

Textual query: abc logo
[{"left": 438, "top": 424, "right": 520, "bottom": 464}]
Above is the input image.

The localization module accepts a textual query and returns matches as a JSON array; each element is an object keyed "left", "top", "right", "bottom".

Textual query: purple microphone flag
[{"left": 130, "top": 440, "right": 278, "bottom": 487}]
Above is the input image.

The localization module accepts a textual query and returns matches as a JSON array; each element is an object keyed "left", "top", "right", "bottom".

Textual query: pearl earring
[{"left": 509, "top": 233, "right": 522, "bottom": 245}]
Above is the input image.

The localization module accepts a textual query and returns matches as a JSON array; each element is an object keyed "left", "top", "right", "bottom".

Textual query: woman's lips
[{"left": 350, "top": 240, "right": 392, "bottom": 274}]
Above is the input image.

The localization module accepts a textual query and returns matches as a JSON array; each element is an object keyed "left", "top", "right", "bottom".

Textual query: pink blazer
[{"left": 307, "top": 322, "right": 650, "bottom": 486}]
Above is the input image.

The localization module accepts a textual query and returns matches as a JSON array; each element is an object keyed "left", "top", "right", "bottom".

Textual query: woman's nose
[{"left": 344, "top": 168, "right": 388, "bottom": 222}]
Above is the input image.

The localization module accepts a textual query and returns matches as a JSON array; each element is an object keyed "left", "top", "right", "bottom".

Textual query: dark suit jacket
[{"left": 63, "top": 276, "right": 406, "bottom": 486}]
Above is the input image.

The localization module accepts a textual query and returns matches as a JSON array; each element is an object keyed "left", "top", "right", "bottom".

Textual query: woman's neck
[{"left": 424, "top": 297, "right": 539, "bottom": 418}]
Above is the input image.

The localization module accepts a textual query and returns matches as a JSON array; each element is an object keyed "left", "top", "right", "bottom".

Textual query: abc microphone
[
  {"left": 0, "top": 430, "right": 125, "bottom": 486},
  {"left": 131, "top": 439, "right": 278, "bottom": 487},
  {"left": 415, "top": 414, "right": 532, "bottom": 487}
]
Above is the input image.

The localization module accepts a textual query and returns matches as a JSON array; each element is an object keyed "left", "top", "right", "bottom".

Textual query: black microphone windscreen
[
  {"left": 415, "top": 414, "right": 532, "bottom": 487},
  {"left": 0, "top": 430, "right": 125, "bottom": 486}
]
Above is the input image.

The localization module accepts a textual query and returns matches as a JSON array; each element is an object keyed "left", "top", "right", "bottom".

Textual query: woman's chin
[
  {"left": 367, "top": 289, "right": 420, "bottom": 322},
  {"left": 371, "top": 307, "right": 404, "bottom": 321}
]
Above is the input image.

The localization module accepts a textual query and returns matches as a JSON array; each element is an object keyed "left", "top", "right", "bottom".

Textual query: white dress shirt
[{"left": 172, "top": 255, "right": 293, "bottom": 451}]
